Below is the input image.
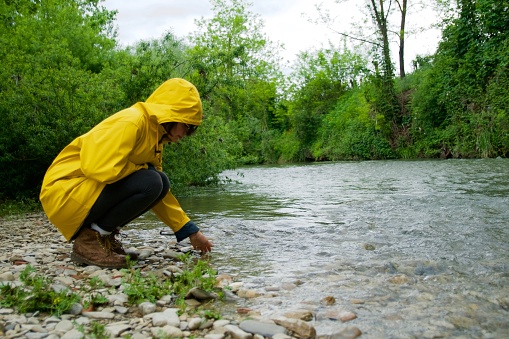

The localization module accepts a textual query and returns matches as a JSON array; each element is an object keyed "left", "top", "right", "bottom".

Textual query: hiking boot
[
  {"left": 71, "top": 228, "right": 128, "bottom": 269},
  {"left": 109, "top": 229, "right": 139, "bottom": 261}
]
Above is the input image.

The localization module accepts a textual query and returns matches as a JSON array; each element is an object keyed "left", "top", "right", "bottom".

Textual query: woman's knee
[
  {"left": 157, "top": 171, "right": 171, "bottom": 193},
  {"left": 136, "top": 169, "right": 165, "bottom": 199}
]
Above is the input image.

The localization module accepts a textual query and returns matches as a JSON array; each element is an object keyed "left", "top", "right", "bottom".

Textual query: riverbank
[{"left": 0, "top": 213, "right": 361, "bottom": 339}]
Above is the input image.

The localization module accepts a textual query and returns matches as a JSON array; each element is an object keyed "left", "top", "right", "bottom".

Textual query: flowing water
[{"left": 134, "top": 159, "right": 509, "bottom": 338}]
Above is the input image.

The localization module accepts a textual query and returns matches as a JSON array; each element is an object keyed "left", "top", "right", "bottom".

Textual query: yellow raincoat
[{"left": 40, "top": 78, "right": 203, "bottom": 241}]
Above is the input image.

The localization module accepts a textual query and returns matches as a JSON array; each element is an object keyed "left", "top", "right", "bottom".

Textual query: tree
[
  {"left": 187, "top": 0, "right": 284, "bottom": 163},
  {"left": 0, "top": 0, "right": 120, "bottom": 199},
  {"left": 284, "top": 46, "right": 370, "bottom": 160},
  {"left": 410, "top": 0, "right": 509, "bottom": 158},
  {"left": 116, "top": 32, "right": 192, "bottom": 105}
]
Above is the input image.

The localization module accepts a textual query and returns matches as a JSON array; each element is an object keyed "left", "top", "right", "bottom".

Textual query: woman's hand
[{"left": 189, "top": 231, "right": 213, "bottom": 253}]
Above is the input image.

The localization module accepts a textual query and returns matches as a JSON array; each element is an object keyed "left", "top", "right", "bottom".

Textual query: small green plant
[
  {"left": 120, "top": 254, "right": 224, "bottom": 318},
  {"left": 122, "top": 268, "right": 173, "bottom": 304},
  {"left": 75, "top": 320, "right": 108, "bottom": 339},
  {"left": 88, "top": 321, "right": 109, "bottom": 339},
  {"left": 82, "top": 277, "right": 109, "bottom": 310},
  {"left": 201, "top": 308, "right": 222, "bottom": 320},
  {"left": 175, "top": 254, "right": 219, "bottom": 292},
  {"left": 171, "top": 254, "right": 223, "bottom": 310},
  {"left": 0, "top": 265, "right": 80, "bottom": 316}
]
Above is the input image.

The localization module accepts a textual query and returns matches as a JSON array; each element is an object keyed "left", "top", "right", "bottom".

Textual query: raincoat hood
[{"left": 141, "top": 78, "right": 203, "bottom": 126}]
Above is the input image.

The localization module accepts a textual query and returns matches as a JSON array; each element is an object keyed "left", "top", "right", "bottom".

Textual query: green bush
[
  {"left": 163, "top": 114, "right": 242, "bottom": 194},
  {"left": 0, "top": 0, "right": 121, "bottom": 199},
  {"left": 311, "top": 88, "right": 393, "bottom": 160}
]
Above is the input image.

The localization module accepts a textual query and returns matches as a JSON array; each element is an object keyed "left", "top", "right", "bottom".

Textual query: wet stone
[{"left": 239, "top": 319, "right": 286, "bottom": 337}]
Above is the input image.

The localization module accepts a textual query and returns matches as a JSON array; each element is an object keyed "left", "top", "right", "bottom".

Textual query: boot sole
[{"left": 71, "top": 252, "right": 128, "bottom": 269}]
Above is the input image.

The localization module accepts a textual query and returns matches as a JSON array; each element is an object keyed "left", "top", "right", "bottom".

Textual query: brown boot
[
  {"left": 109, "top": 229, "right": 139, "bottom": 261},
  {"left": 71, "top": 228, "right": 128, "bottom": 269}
]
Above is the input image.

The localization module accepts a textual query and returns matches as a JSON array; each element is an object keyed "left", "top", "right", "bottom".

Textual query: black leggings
[{"left": 82, "top": 167, "right": 170, "bottom": 232}]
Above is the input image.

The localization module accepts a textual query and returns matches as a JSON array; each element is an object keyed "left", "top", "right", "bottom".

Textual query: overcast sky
[{"left": 102, "top": 0, "right": 441, "bottom": 69}]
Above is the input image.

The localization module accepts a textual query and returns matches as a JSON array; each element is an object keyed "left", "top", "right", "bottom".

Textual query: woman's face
[{"left": 164, "top": 122, "right": 190, "bottom": 143}]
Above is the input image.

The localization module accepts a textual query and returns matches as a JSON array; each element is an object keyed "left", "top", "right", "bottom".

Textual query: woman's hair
[{"left": 162, "top": 122, "right": 198, "bottom": 136}]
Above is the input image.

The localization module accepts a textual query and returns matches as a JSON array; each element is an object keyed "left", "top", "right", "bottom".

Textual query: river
[{"left": 136, "top": 159, "right": 509, "bottom": 338}]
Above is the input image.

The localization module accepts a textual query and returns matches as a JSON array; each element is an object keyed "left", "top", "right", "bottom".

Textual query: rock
[
  {"left": 25, "top": 333, "right": 49, "bottom": 339},
  {"left": 151, "top": 325, "right": 183, "bottom": 337},
  {"left": 213, "top": 319, "right": 231, "bottom": 329},
  {"left": 199, "top": 318, "right": 215, "bottom": 329},
  {"left": 328, "top": 326, "right": 362, "bottom": 339},
  {"left": 105, "top": 323, "right": 131, "bottom": 337},
  {"left": 107, "top": 293, "right": 129, "bottom": 306},
  {"left": 349, "top": 299, "right": 365, "bottom": 305},
  {"left": 60, "top": 329, "right": 84, "bottom": 339},
  {"left": 0, "top": 272, "right": 14, "bottom": 281},
  {"left": 325, "top": 309, "right": 357, "bottom": 322},
  {"left": 162, "top": 250, "right": 181, "bottom": 260},
  {"left": 216, "top": 274, "right": 233, "bottom": 287},
  {"left": 163, "top": 265, "right": 184, "bottom": 274},
  {"left": 239, "top": 319, "right": 286, "bottom": 337},
  {"left": 152, "top": 308, "right": 180, "bottom": 327},
  {"left": 53, "top": 276, "right": 74, "bottom": 286},
  {"left": 54, "top": 320, "right": 74, "bottom": 332},
  {"left": 185, "top": 299, "right": 202, "bottom": 306},
  {"left": 229, "top": 282, "right": 244, "bottom": 292},
  {"left": 74, "top": 317, "right": 90, "bottom": 326},
  {"left": 204, "top": 334, "right": 226, "bottom": 339},
  {"left": 273, "top": 334, "right": 293, "bottom": 339},
  {"left": 225, "top": 324, "right": 253, "bottom": 339},
  {"left": 272, "top": 316, "right": 316, "bottom": 339},
  {"left": 320, "top": 296, "right": 336, "bottom": 306},
  {"left": 24, "top": 324, "right": 46, "bottom": 333},
  {"left": 0, "top": 308, "right": 14, "bottom": 314},
  {"left": 284, "top": 310, "right": 314, "bottom": 321},
  {"left": 388, "top": 274, "right": 410, "bottom": 284},
  {"left": 137, "top": 249, "right": 154, "bottom": 260},
  {"left": 237, "top": 289, "right": 259, "bottom": 298},
  {"left": 188, "top": 317, "right": 203, "bottom": 330},
  {"left": 43, "top": 316, "right": 61, "bottom": 325},
  {"left": 114, "top": 306, "right": 129, "bottom": 314},
  {"left": 138, "top": 302, "right": 157, "bottom": 315},
  {"left": 68, "top": 303, "right": 83, "bottom": 315},
  {"left": 185, "top": 287, "right": 218, "bottom": 301},
  {"left": 82, "top": 311, "right": 115, "bottom": 319},
  {"left": 281, "top": 283, "right": 297, "bottom": 291},
  {"left": 364, "top": 243, "right": 376, "bottom": 250},
  {"left": 265, "top": 286, "right": 280, "bottom": 292}
]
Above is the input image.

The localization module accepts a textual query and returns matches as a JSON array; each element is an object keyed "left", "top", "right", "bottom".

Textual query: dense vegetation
[{"left": 1, "top": 0, "right": 508, "bottom": 202}]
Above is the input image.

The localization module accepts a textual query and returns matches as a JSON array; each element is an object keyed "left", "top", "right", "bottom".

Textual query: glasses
[{"left": 183, "top": 123, "right": 198, "bottom": 136}]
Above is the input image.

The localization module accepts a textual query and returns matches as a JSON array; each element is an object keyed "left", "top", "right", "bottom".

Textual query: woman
[{"left": 40, "top": 78, "right": 213, "bottom": 269}]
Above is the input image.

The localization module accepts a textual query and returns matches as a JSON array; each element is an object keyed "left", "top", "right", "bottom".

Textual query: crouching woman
[{"left": 40, "top": 78, "right": 213, "bottom": 269}]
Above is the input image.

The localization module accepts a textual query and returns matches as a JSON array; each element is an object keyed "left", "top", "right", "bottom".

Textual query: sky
[{"left": 102, "top": 0, "right": 442, "bottom": 71}]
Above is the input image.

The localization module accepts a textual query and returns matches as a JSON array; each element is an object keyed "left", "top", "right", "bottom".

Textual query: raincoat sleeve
[
  {"left": 151, "top": 192, "right": 191, "bottom": 233},
  {"left": 81, "top": 122, "right": 147, "bottom": 184}
]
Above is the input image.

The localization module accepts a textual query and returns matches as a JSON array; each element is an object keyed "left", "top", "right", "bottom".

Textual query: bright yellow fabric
[{"left": 40, "top": 78, "right": 203, "bottom": 241}]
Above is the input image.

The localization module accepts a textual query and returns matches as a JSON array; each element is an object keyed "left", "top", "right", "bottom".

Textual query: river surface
[{"left": 134, "top": 159, "right": 509, "bottom": 338}]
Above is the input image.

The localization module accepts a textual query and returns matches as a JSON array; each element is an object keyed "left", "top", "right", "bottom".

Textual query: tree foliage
[
  {"left": 410, "top": 0, "right": 509, "bottom": 158},
  {"left": 0, "top": 0, "right": 508, "bottom": 202},
  {"left": 0, "top": 0, "right": 121, "bottom": 198}
]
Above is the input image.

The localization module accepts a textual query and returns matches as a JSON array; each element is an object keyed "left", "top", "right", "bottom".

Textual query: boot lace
[
  {"left": 95, "top": 232, "right": 114, "bottom": 252},
  {"left": 109, "top": 229, "right": 127, "bottom": 252}
]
